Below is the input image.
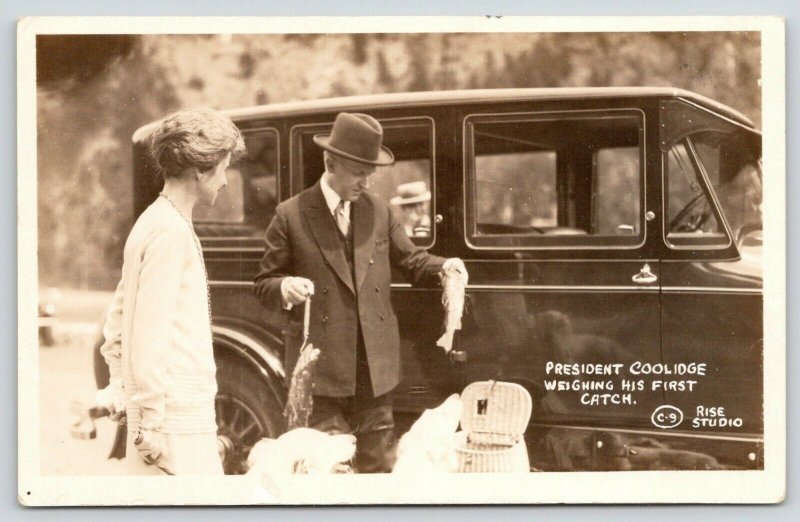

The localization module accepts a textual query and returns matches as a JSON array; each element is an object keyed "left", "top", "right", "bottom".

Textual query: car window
[
  {"left": 294, "top": 118, "right": 435, "bottom": 246},
  {"left": 193, "top": 129, "right": 279, "bottom": 238},
  {"left": 465, "top": 111, "right": 644, "bottom": 249},
  {"left": 664, "top": 140, "right": 729, "bottom": 248},
  {"left": 476, "top": 150, "right": 557, "bottom": 229},
  {"left": 689, "top": 131, "right": 762, "bottom": 242},
  {"left": 594, "top": 147, "right": 641, "bottom": 236}
]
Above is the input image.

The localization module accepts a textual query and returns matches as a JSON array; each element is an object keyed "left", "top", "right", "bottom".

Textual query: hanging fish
[
  {"left": 437, "top": 263, "right": 468, "bottom": 353},
  {"left": 284, "top": 298, "right": 320, "bottom": 430}
]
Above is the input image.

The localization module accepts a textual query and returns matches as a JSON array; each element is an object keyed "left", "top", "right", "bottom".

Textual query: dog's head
[
  {"left": 279, "top": 428, "right": 357, "bottom": 473},
  {"left": 249, "top": 428, "right": 357, "bottom": 475},
  {"left": 394, "top": 394, "right": 463, "bottom": 473},
  {"left": 247, "top": 428, "right": 357, "bottom": 499}
]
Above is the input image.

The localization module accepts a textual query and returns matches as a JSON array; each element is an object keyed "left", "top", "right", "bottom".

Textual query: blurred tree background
[{"left": 36, "top": 32, "right": 760, "bottom": 290}]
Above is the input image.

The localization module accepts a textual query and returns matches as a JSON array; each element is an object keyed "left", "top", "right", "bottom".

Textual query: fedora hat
[
  {"left": 390, "top": 181, "right": 431, "bottom": 206},
  {"left": 313, "top": 112, "right": 395, "bottom": 166}
]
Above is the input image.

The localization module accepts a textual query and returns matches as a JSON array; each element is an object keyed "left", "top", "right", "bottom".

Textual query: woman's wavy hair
[{"left": 149, "top": 107, "right": 246, "bottom": 182}]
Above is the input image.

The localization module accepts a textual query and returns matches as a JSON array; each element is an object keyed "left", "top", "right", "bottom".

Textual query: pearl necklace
[{"left": 158, "top": 193, "right": 214, "bottom": 340}]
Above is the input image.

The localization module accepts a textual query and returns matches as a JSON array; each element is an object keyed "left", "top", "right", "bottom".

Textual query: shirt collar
[{"left": 320, "top": 173, "right": 350, "bottom": 216}]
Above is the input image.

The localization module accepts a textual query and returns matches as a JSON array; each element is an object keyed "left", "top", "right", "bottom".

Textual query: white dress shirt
[{"left": 319, "top": 172, "right": 349, "bottom": 220}]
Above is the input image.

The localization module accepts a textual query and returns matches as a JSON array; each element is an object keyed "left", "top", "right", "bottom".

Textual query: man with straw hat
[
  {"left": 390, "top": 180, "right": 432, "bottom": 237},
  {"left": 254, "top": 112, "right": 467, "bottom": 472}
]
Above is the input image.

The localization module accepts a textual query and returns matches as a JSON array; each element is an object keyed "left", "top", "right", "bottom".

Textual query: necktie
[{"left": 335, "top": 200, "right": 350, "bottom": 237}]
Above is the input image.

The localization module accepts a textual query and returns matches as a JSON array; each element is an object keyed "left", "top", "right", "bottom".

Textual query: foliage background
[{"left": 36, "top": 32, "right": 761, "bottom": 290}]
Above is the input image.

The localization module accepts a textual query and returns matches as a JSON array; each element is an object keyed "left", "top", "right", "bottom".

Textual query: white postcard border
[{"left": 17, "top": 15, "right": 786, "bottom": 506}]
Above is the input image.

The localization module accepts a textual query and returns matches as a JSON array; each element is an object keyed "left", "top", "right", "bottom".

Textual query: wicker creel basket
[{"left": 456, "top": 381, "right": 532, "bottom": 473}]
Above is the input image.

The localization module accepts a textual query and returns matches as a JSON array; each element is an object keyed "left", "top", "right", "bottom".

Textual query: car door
[
  {"left": 658, "top": 99, "right": 764, "bottom": 469},
  {"left": 455, "top": 103, "right": 664, "bottom": 471}
]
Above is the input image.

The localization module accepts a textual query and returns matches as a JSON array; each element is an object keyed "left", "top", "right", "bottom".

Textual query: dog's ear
[
  {"left": 257, "top": 469, "right": 283, "bottom": 498},
  {"left": 440, "top": 394, "right": 463, "bottom": 430},
  {"left": 248, "top": 438, "right": 279, "bottom": 470},
  {"left": 248, "top": 438, "right": 287, "bottom": 499},
  {"left": 418, "top": 394, "right": 462, "bottom": 434},
  {"left": 327, "top": 433, "right": 357, "bottom": 463}
]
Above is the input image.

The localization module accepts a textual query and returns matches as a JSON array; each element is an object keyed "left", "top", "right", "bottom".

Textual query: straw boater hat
[
  {"left": 390, "top": 181, "right": 431, "bottom": 206},
  {"left": 313, "top": 112, "right": 394, "bottom": 166}
]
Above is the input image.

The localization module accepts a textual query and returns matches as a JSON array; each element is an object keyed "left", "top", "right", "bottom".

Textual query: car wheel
[{"left": 214, "top": 353, "right": 286, "bottom": 475}]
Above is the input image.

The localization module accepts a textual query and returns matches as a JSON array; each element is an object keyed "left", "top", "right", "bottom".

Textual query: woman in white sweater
[{"left": 99, "top": 108, "right": 245, "bottom": 475}]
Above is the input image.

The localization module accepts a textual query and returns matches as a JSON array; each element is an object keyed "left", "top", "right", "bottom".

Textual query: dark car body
[{"left": 123, "top": 88, "right": 762, "bottom": 472}]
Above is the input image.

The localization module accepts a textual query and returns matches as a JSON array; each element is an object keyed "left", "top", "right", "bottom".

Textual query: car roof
[{"left": 133, "top": 87, "right": 755, "bottom": 143}]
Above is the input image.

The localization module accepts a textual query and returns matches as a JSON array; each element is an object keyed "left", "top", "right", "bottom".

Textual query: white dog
[
  {"left": 392, "top": 394, "right": 463, "bottom": 474},
  {"left": 247, "top": 428, "right": 356, "bottom": 500}
]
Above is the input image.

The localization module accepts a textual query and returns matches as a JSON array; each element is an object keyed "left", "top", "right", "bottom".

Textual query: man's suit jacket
[{"left": 254, "top": 181, "right": 445, "bottom": 397}]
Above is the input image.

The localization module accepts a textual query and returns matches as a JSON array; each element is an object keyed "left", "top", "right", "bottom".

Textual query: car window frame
[
  {"left": 662, "top": 135, "right": 734, "bottom": 251},
  {"left": 290, "top": 115, "right": 438, "bottom": 249},
  {"left": 194, "top": 126, "right": 281, "bottom": 246},
  {"left": 462, "top": 108, "right": 648, "bottom": 251}
]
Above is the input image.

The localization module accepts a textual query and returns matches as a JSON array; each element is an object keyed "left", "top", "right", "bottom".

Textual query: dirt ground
[
  {"left": 35, "top": 288, "right": 418, "bottom": 476},
  {"left": 37, "top": 288, "right": 126, "bottom": 475}
]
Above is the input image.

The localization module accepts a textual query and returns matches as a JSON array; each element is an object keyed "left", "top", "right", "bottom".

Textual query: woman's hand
[
  {"left": 134, "top": 428, "right": 168, "bottom": 467},
  {"left": 95, "top": 379, "right": 126, "bottom": 425}
]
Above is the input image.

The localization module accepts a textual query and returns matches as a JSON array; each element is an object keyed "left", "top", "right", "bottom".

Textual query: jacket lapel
[
  {"left": 352, "top": 195, "right": 376, "bottom": 294},
  {"left": 303, "top": 184, "right": 355, "bottom": 295}
]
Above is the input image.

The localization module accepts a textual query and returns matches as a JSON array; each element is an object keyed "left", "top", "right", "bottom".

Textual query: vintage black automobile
[{"left": 94, "top": 88, "right": 763, "bottom": 473}]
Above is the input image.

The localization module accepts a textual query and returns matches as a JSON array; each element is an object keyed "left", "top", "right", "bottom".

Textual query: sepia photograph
[{"left": 17, "top": 16, "right": 785, "bottom": 505}]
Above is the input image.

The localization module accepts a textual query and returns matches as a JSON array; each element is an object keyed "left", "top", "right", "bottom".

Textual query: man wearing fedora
[
  {"left": 254, "top": 112, "right": 467, "bottom": 472},
  {"left": 391, "top": 181, "right": 432, "bottom": 237}
]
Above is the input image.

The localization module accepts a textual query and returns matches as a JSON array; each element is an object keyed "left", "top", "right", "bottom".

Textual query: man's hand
[
  {"left": 441, "top": 258, "right": 468, "bottom": 285},
  {"left": 95, "top": 379, "right": 126, "bottom": 425},
  {"left": 281, "top": 277, "right": 315, "bottom": 306},
  {"left": 134, "top": 427, "right": 168, "bottom": 466}
]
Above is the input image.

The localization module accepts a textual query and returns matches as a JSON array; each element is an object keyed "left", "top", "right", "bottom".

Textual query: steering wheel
[{"left": 669, "top": 193, "right": 712, "bottom": 233}]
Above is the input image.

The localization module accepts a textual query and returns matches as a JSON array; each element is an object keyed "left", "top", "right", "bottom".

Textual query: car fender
[{"left": 212, "top": 325, "right": 287, "bottom": 404}]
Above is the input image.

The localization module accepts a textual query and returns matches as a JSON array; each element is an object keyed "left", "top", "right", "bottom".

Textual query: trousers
[{"left": 308, "top": 329, "right": 397, "bottom": 473}]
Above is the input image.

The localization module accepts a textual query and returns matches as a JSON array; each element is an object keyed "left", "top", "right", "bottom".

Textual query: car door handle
[
  {"left": 632, "top": 263, "right": 658, "bottom": 284},
  {"left": 407, "top": 385, "right": 429, "bottom": 395}
]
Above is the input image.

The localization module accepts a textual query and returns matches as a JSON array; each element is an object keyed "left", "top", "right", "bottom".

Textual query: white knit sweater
[{"left": 101, "top": 197, "right": 218, "bottom": 435}]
